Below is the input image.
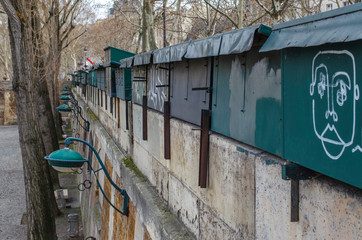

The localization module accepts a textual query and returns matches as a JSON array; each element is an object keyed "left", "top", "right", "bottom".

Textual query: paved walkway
[{"left": 0, "top": 125, "right": 27, "bottom": 239}]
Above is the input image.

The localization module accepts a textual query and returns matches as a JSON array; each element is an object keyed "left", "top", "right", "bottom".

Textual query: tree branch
[
  {"left": 254, "top": 0, "right": 272, "bottom": 15},
  {"left": 62, "top": 29, "right": 86, "bottom": 50},
  {"left": 118, "top": 9, "right": 142, "bottom": 28},
  {"left": 203, "top": 0, "right": 239, "bottom": 28}
]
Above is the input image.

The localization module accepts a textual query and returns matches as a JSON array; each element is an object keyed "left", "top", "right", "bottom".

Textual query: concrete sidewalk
[
  {"left": 0, "top": 125, "right": 83, "bottom": 239},
  {"left": 0, "top": 125, "right": 27, "bottom": 239}
]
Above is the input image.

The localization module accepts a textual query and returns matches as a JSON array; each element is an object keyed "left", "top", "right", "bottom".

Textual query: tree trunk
[
  {"left": 142, "top": 0, "right": 157, "bottom": 52},
  {"left": 0, "top": 0, "right": 57, "bottom": 239},
  {"left": 48, "top": 0, "right": 63, "bottom": 142},
  {"left": 238, "top": 0, "right": 244, "bottom": 28}
]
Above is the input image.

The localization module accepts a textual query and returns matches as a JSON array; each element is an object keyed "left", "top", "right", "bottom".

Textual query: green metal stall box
[
  {"left": 118, "top": 57, "right": 134, "bottom": 100},
  {"left": 104, "top": 46, "right": 135, "bottom": 98},
  {"left": 210, "top": 24, "right": 282, "bottom": 156},
  {"left": 261, "top": 3, "right": 362, "bottom": 188},
  {"left": 95, "top": 64, "right": 106, "bottom": 91}
]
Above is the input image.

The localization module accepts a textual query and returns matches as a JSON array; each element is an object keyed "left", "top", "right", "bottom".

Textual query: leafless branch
[
  {"left": 62, "top": 29, "right": 86, "bottom": 50},
  {"left": 203, "top": 0, "right": 239, "bottom": 28},
  {"left": 254, "top": 0, "right": 272, "bottom": 15}
]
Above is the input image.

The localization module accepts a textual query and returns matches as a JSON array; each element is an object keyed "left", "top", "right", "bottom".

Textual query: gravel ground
[{"left": 0, "top": 125, "right": 27, "bottom": 240}]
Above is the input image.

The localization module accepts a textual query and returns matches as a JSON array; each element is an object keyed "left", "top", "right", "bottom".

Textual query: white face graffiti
[{"left": 310, "top": 50, "right": 359, "bottom": 160}]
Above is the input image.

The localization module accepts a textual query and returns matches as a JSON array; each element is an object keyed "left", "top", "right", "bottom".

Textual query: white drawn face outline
[{"left": 310, "top": 50, "right": 360, "bottom": 160}]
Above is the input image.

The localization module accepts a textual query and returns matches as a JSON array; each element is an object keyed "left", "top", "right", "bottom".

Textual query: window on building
[{"left": 326, "top": 3, "right": 333, "bottom": 10}]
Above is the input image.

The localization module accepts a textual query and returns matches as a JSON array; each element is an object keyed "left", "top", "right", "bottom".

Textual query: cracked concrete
[{"left": 0, "top": 125, "right": 26, "bottom": 239}]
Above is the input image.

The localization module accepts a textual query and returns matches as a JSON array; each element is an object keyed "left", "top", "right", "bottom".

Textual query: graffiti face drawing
[{"left": 310, "top": 50, "right": 359, "bottom": 160}]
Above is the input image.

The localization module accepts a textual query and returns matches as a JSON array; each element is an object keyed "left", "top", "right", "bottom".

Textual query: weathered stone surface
[
  {"left": 205, "top": 135, "right": 256, "bottom": 238},
  {"left": 76, "top": 96, "right": 193, "bottom": 240},
  {"left": 169, "top": 174, "right": 199, "bottom": 237},
  {"left": 198, "top": 200, "right": 243, "bottom": 240},
  {"left": 151, "top": 157, "right": 169, "bottom": 203},
  {"left": 255, "top": 156, "right": 362, "bottom": 240},
  {"left": 170, "top": 119, "right": 200, "bottom": 188}
]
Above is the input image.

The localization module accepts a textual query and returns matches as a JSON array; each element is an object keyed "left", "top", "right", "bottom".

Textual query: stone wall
[
  {"left": 74, "top": 88, "right": 192, "bottom": 239},
  {"left": 0, "top": 80, "right": 17, "bottom": 125},
  {"left": 75, "top": 87, "right": 361, "bottom": 240}
]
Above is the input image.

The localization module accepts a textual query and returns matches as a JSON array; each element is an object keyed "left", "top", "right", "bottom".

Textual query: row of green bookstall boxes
[{"left": 73, "top": 4, "right": 362, "bottom": 188}]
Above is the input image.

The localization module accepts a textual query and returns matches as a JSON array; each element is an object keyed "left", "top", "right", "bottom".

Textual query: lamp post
[
  {"left": 84, "top": 46, "right": 87, "bottom": 70},
  {"left": 45, "top": 137, "right": 129, "bottom": 216},
  {"left": 60, "top": 91, "right": 78, "bottom": 105},
  {"left": 58, "top": 96, "right": 89, "bottom": 132}
]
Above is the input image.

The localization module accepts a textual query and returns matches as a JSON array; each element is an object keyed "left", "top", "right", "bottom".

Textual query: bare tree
[
  {"left": 0, "top": 0, "right": 57, "bottom": 238},
  {"left": 0, "top": 13, "right": 11, "bottom": 79},
  {"left": 142, "top": 0, "right": 157, "bottom": 51}
]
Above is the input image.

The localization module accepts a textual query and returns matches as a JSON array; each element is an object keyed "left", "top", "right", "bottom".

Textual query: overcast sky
[{"left": 92, "top": 0, "right": 113, "bottom": 19}]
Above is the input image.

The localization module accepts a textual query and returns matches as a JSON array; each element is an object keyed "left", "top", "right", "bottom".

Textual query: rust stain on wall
[
  {"left": 143, "top": 228, "right": 151, "bottom": 240},
  {"left": 111, "top": 172, "right": 138, "bottom": 239},
  {"left": 101, "top": 155, "right": 113, "bottom": 240}
]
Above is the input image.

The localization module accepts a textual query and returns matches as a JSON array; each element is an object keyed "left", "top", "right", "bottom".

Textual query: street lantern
[
  {"left": 46, "top": 147, "right": 87, "bottom": 172},
  {"left": 45, "top": 137, "right": 129, "bottom": 216},
  {"left": 57, "top": 101, "right": 89, "bottom": 132},
  {"left": 60, "top": 96, "right": 71, "bottom": 101},
  {"left": 57, "top": 104, "right": 72, "bottom": 113}
]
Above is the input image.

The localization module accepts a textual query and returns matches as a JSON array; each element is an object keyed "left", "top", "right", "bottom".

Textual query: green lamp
[
  {"left": 57, "top": 104, "right": 72, "bottom": 112},
  {"left": 45, "top": 137, "right": 129, "bottom": 216},
  {"left": 45, "top": 147, "right": 87, "bottom": 172},
  {"left": 60, "top": 96, "right": 71, "bottom": 101}
]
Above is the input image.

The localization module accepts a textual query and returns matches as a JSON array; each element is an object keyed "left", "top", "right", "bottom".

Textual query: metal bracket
[
  {"left": 133, "top": 76, "right": 146, "bottom": 79},
  {"left": 192, "top": 87, "right": 212, "bottom": 93},
  {"left": 156, "top": 84, "right": 169, "bottom": 88},
  {"left": 282, "top": 163, "right": 318, "bottom": 180},
  {"left": 158, "top": 66, "right": 169, "bottom": 70},
  {"left": 282, "top": 162, "right": 319, "bottom": 222}
]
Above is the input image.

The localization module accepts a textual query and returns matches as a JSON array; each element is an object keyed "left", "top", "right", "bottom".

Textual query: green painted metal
[
  {"left": 104, "top": 46, "right": 134, "bottom": 62},
  {"left": 281, "top": 163, "right": 318, "bottom": 180},
  {"left": 60, "top": 96, "right": 71, "bottom": 101},
  {"left": 124, "top": 68, "right": 132, "bottom": 100},
  {"left": 211, "top": 48, "right": 283, "bottom": 156},
  {"left": 45, "top": 148, "right": 87, "bottom": 168},
  {"left": 88, "top": 70, "right": 97, "bottom": 87},
  {"left": 96, "top": 67, "right": 106, "bottom": 91},
  {"left": 77, "top": 70, "right": 88, "bottom": 85},
  {"left": 104, "top": 46, "right": 135, "bottom": 98},
  {"left": 45, "top": 137, "right": 129, "bottom": 216},
  {"left": 57, "top": 104, "right": 72, "bottom": 112},
  {"left": 115, "top": 68, "right": 132, "bottom": 100},
  {"left": 260, "top": 3, "right": 362, "bottom": 52},
  {"left": 282, "top": 41, "right": 362, "bottom": 188}
]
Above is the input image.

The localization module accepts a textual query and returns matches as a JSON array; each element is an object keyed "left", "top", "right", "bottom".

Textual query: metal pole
[
  {"left": 64, "top": 137, "right": 129, "bottom": 216},
  {"left": 163, "top": 0, "right": 166, "bottom": 47}
]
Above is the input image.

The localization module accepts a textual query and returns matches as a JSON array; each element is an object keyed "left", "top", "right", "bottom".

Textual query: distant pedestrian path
[{"left": 0, "top": 125, "right": 26, "bottom": 239}]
